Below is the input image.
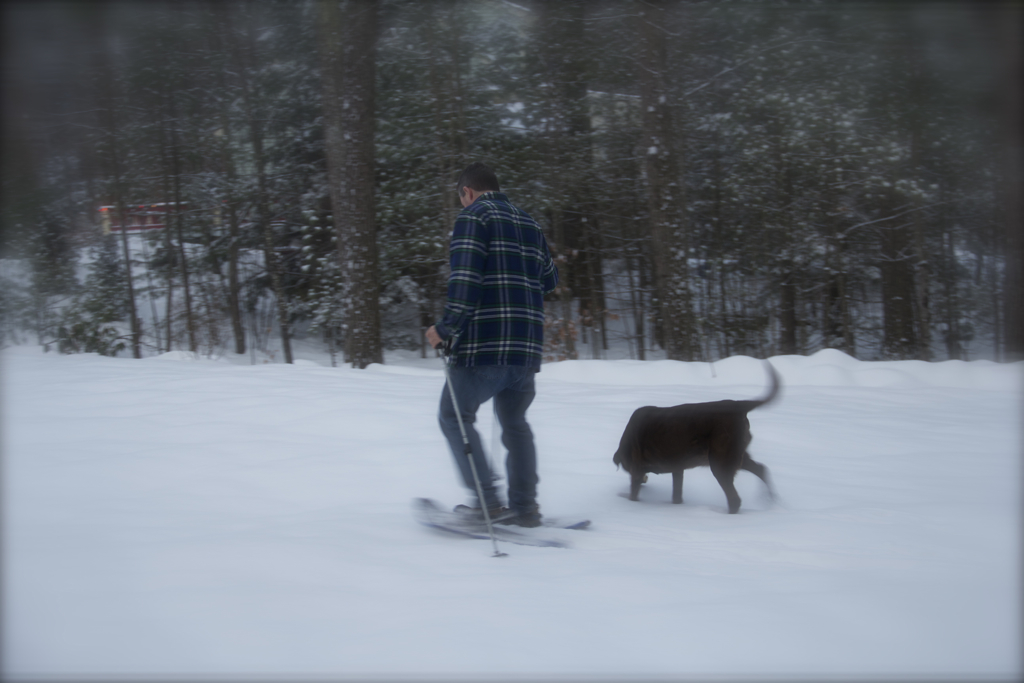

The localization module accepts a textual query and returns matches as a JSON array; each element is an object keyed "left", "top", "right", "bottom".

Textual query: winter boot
[{"left": 495, "top": 504, "right": 542, "bottom": 528}]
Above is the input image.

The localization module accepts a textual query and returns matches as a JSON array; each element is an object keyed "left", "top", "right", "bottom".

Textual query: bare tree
[
  {"left": 231, "top": 4, "right": 294, "bottom": 363},
  {"left": 316, "top": 0, "right": 350, "bottom": 360},
  {"left": 537, "top": 0, "right": 608, "bottom": 359},
  {"left": 93, "top": 6, "right": 141, "bottom": 359},
  {"left": 423, "top": 5, "right": 467, "bottom": 357},
  {"left": 340, "top": 0, "right": 382, "bottom": 367},
  {"left": 998, "top": 2, "right": 1023, "bottom": 361},
  {"left": 636, "top": 0, "right": 693, "bottom": 360},
  {"left": 165, "top": 86, "right": 198, "bottom": 353},
  {"left": 211, "top": 4, "right": 246, "bottom": 356}
]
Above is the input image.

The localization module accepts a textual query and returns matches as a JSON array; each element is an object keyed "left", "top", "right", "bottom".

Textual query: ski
[
  {"left": 451, "top": 503, "right": 591, "bottom": 530},
  {"left": 413, "top": 498, "right": 586, "bottom": 549}
]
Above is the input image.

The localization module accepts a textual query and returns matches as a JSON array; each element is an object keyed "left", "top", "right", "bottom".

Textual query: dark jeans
[{"left": 438, "top": 365, "right": 538, "bottom": 513}]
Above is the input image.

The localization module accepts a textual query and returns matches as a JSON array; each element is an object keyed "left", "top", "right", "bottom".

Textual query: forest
[{"left": 2, "top": 0, "right": 1021, "bottom": 366}]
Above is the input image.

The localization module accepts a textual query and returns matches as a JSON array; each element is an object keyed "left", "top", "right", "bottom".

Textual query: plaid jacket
[{"left": 434, "top": 192, "right": 558, "bottom": 367}]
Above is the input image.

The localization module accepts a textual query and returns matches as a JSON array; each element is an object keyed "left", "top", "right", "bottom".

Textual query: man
[{"left": 426, "top": 162, "right": 558, "bottom": 528}]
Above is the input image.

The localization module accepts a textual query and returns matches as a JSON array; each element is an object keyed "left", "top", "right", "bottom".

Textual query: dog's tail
[{"left": 752, "top": 361, "right": 781, "bottom": 409}]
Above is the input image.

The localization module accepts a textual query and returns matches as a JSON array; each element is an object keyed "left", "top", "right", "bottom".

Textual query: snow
[{"left": 2, "top": 345, "right": 1021, "bottom": 679}]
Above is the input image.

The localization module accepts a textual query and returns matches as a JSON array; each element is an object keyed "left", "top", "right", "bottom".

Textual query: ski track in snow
[{"left": 1, "top": 345, "right": 1021, "bottom": 678}]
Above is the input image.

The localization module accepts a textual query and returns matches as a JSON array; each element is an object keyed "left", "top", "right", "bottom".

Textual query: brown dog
[{"left": 612, "top": 362, "right": 779, "bottom": 513}]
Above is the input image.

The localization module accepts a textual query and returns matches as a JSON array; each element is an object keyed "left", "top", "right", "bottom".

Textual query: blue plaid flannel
[{"left": 434, "top": 192, "right": 558, "bottom": 367}]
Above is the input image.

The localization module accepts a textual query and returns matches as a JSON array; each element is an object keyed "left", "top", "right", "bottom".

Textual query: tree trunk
[
  {"left": 999, "top": 2, "right": 1023, "bottom": 361},
  {"left": 582, "top": 220, "right": 606, "bottom": 358},
  {"left": 636, "top": 0, "right": 691, "bottom": 360},
  {"left": 561, "top": 1, "right": 607, "bottom": 357},
  {"left": 838, "top": 258, "right": 855, "bottom": 356},
  {"left": 942, "top": 228, "right": 962, "bottom": 360},
  {"left": 158, "top": 117, "right": 177, "bottom": 352},
  {"left": 93, "top": 10, "right": 141, "bottom": 359},
  {"left": 224, "top": 172, "right": 245, "bottom": 356},
  {"left": 910, "top": 191, "right": 932, "bottom": 361},
  {"left": 339, "top": 0, "right": 382, "bottom": 368},
  {"left": 316, "top": 0, "right": 350, "bottom": 361},
  {"left": 212, "top": 4, "right": 246, "bottom": 355},
  {"left": 448, "top": 10, "right": 469, "bottom": 165},
  {"left": 778, "top": 270, "right": 797, "bottom": 355},
  {"left": 425, "top": 12, "right": 455, "bottom": 239},
  {"left": 880, "top": 215, "right": 918, "bottom": 359},
  {"left": 636, "top": 245, "right": 648, "bottom": 360},
  {"left": 114, "top": 199, "right": 140, "bottom": 358},
  {"left": 423, "top": 7, "right": 458, "bottom": 356},
  {"left": 167, "top": 92, "right": 197, "bottom": 353},
  {"left": 550, "top": 207, "right": 578, "bottom": 360},
  {"left": 904, "top": 44, "right": 932, "bottom": 361},
  {"left": 535, "top": 1, "right": 580, "bottom": 361},
  {"left": 990, "top": 200, "right": 1003, "bottom": 360},
  {"left": 236, "top": 7, "right": 293, "bottom": 363}
]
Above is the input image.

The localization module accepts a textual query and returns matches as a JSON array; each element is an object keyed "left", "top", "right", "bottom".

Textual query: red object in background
[{"left": 98, "top": 203, "right": 186, "bottom": 233}]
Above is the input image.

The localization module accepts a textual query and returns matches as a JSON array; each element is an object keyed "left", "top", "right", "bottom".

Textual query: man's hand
[{"left": 425, "top": 325, "right": 443, "bottom": 350}]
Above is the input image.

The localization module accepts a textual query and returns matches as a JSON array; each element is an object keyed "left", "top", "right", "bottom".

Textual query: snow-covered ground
[{"left": 2, "top": 345, "right": 1021, "bottom": 680}]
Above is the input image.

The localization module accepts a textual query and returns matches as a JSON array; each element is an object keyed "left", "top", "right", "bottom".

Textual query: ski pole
[{"left": 441, "top": 349, "right": 507, "bottom": 558}]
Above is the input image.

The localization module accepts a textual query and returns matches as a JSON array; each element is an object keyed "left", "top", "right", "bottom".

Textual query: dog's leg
[
  {"left": 629, "top": 470, "right": 644, "bottom": 501},
  {"left": 671, "top": 471, "right": 683, "bottom": 504},
  {"left": 741, "top": 452, "right": 776, "bottom": 500},
  {"left": 709, "top": 456, "right": 742, "bottom": 514}
]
